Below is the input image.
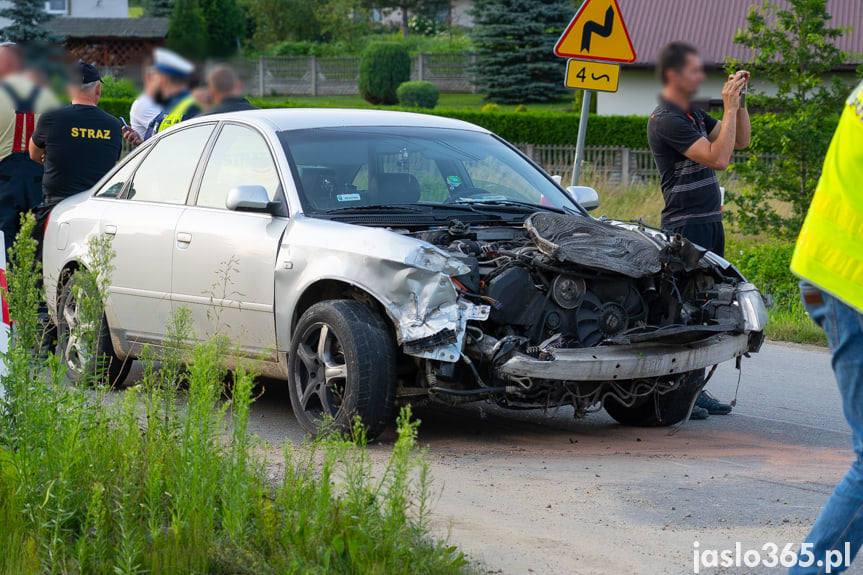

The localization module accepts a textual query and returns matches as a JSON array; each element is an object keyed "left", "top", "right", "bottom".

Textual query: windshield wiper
[
  {"left": 321, "top": 203, "right": 427, "bottom": 214},
  {"left": 451, "top": 198, "right": 566, "bottom": 214}
]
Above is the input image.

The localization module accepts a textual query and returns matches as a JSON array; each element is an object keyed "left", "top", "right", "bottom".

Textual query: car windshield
[{"left": 277, "top": 127, "right": 579, "bottom": 214}]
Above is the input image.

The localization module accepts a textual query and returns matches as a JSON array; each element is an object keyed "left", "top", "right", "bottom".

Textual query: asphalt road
[
  {"left": 235, "top": 341, "right": 861, "bottom": 574},
  {"left": 115, "top": 340, "right": 854, "bottom": 574}
]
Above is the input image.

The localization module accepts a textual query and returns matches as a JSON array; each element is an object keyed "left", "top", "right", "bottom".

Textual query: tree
[
  {"left": 167, "top": 0, "right": 207, "bottom": 60},
  {"left": 468, "top": 0, "right": 570, "bottom": 104},
  {"left": 314, "top": 0, "right": 366, "bottom": 51},
  {"left": 0, "top": 0, "right": 61, "bottom": 45},
  {"left": 143, "top": 0, "right": 174, "bottom": 17},
  {"left": 200, "top": 0, "right": 244, "bottom": 57},
  {"left": 726, "top": 0, "right": 852, "bottom": 240},
  {"left": 239, "top": 0, "right": 321, "bottom": 48}
]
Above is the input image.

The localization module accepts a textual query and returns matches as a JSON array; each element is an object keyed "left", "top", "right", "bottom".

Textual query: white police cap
[{"left": 153, "top": 47, "right": 194, "bottom": 78}]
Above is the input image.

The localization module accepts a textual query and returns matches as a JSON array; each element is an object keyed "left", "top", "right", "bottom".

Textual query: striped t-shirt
[{"left": 647, "top": 99, "right": 722, "bottom": 229}]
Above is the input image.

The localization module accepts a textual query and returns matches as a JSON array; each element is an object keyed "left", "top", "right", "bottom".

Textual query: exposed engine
[
  {"left": 406, "top": 214, "right": 763, "bottom": 420},
  {"left": 412, "top": 216, "right": 747, "bottom": 352}
]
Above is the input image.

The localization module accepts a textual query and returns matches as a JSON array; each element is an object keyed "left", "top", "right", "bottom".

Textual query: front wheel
[
  {"left": 56, "top": 272, "right": 130, "bottom": 387},
  {"left": 288, "top": 300, "right": 396, "bottom": 439},
  {"left": 604, "top": 369, "right": 706, "bottom": 427}
]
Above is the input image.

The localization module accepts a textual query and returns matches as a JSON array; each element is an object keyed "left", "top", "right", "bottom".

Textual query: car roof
[{"left": 184, "top": 107, "right": 491, "bottom": 134}]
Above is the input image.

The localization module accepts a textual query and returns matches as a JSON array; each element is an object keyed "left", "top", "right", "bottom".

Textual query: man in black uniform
[
  {"left": 29, "top": 61, "right": 122, "bottom": 205},
  {"left": 647, "top": 42, "right": 752, "bottom": 419}
]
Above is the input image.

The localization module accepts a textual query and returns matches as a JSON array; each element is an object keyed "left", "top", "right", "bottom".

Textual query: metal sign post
[{"left": 572, "top": 90, "right": 592, "bottom": 186}]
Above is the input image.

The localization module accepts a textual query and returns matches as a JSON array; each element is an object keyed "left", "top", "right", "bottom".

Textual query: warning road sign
[
  {"left": 565, "top": 59, "right": 620, "bottom": 92},
  {"left": 555, "top": 0, "right": 636, "bottom": 63}
]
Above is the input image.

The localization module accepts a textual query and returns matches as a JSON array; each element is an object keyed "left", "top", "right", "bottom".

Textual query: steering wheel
[{"left": 444, "top": 187, "right": 493, "bottom": 204}]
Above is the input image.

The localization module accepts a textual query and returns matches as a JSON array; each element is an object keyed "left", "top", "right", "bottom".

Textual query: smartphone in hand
[{"left": 119, "top": 116, "right": 129, "bottom": 130}]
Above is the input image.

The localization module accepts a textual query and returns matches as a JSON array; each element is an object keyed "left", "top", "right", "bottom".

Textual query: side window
[
  {"left": 126, "top": 124, "right": 214, "bottom": 204},
  {"left": 94, "top": 158, "right": 138, "bottom": 198},
  {"left": 197, "top": 124, "right": 281, "bottom": 209}
]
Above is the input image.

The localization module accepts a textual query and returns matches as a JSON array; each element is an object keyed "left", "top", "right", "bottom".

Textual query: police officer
[
  {"left": 0, "top": 43, "right": 57, "bottom": 253},
  {"left": 122, "top": 48, "right": 201, "bottom": 146}
]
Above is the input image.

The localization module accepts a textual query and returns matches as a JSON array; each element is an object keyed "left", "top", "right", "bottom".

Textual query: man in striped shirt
[
  {"left": 647, "top": 42, "right": 751, "bottom": 419},
  {"left": 647, "top": 41, "right": 751, "bottom": 258}
]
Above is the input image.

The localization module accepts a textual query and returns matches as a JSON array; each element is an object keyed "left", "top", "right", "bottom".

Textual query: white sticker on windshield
[{"left": 337, "top": 194, "right": 361, "bottom": 202}]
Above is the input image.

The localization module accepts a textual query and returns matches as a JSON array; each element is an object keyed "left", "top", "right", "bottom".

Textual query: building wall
[
  {"left": 0, "top": 0, "right": 129, "bottom": 31},
  {"left": 69, "top": 0, "right": 128, "bottom": 18}
]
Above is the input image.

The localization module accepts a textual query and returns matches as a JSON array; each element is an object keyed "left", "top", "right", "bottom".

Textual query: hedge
[{"left": 99, "top": 97, "right": 690, "bottom": 149}]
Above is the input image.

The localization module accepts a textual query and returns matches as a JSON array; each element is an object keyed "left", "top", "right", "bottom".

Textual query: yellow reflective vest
[
  {"left": 791, "top": 80, "right": 863, "bottom": 313},
  {"left": 155, "top": 94, "right": 200, "bottom": 135}
]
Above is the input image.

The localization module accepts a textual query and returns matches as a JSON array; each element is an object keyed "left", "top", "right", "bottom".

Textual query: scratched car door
[{"left": 170, "top": 123, "right": 288, "bottom": 360}]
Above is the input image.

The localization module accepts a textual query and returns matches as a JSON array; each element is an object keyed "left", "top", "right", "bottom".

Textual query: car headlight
[{"left": 736, "top": 282, "right": 768, "bottom": 333}]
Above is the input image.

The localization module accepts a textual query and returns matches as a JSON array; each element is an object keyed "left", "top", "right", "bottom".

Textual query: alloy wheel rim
[{"left": 294, "top": 322, "right": 348, "bottom": 419}]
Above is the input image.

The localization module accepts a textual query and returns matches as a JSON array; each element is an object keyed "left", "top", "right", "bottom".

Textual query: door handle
[
  {"left": 104, "top": 224, "right": 117, "bottom": 236},
  {"left": 177, "top": 232, "right": 192, "bottom": 244}
]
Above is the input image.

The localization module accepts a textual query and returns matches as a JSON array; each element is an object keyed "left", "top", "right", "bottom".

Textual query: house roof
[
  {"left": 47, "top": 17, "right": 169, "bottom": 39},
  {"left": 620, "top": 0, "right": 862, "bottom": 67}
]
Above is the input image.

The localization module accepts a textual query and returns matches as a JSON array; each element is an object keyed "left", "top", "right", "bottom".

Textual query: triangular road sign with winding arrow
[{"left": 555, "top": 0, "right": 636, "bottom": 64}]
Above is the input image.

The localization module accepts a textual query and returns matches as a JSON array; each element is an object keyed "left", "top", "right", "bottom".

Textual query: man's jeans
[{"left": 789, "top": 283, "right": 863, "bottom": 574}]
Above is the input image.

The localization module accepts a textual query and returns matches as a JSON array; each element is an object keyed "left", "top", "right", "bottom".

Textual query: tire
[
  {"left": 604, "top": 369, "right": 706, "bottom": 427},
  {"left": 288, "top": 300, "right": 396, "bottom": 439},
  {"left": 56, "top": 272, "right": 131, "bottom": 388}
]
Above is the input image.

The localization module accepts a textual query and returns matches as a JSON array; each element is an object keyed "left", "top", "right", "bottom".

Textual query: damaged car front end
[
  {"left": 391, "top": 213, "right": 767, "bottom": 426},
  {"left": 275, "top": 114, "right": 768, "bottom": 435}
]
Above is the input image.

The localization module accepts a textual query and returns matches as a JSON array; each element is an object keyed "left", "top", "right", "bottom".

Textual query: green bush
[
  {"left": 358, "top": 42, "right": 411, "bottom": 105},
  {"left": 397, "top": 81, "right": 440, "bottom": 109},
  {"left": 100, "top": 76, "right": 137, "bottom": 99},
  {"left": 726, "top": 240, "right": 827, "bottom": 346},
  {"left": 98, "top": 98, "right": 134, "bottom": 121}
]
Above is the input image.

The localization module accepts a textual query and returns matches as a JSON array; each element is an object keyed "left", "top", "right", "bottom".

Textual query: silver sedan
[{"left": 43, "top": 109, "right": 767, "bottom": 438}]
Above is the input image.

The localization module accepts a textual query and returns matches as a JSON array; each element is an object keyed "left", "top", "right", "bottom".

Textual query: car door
[
  {"left": 99, "top": 123, "right": 216, "bottom": 344},
  {"left": 171, "top": 122, "right": 289, "bottom": 360}
]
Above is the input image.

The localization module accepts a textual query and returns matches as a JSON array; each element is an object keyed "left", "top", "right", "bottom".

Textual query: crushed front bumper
[{"left": 497, "top": 333, "right": 753, "bottom": 382}]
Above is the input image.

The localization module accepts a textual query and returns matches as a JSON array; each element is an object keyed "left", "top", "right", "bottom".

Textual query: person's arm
[
  {"left": 29, "top": 113, "right": 48, "bottom": 164},
  {"left": 684, "top": 73, "right": 748, "bottom": 170},
  {"left": 29, "top": 138, "right": 44, "bottom": 164}
]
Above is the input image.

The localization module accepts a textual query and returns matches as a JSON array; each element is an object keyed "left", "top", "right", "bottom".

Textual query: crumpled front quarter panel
[{"left": 275, "top": 216, "right": 471, "bottom": 360}]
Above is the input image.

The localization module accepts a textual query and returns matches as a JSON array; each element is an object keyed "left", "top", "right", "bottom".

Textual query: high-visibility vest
[
  {"left": 155, "top": 94, "right": 199, "bottom": 135},
  {"left": 791, "top": 79, "right": 863, "bottom": 313}
]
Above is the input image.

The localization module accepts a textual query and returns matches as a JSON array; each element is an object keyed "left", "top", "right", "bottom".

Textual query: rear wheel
[
  {"left": 288, "top": 300, "right": 396, "bottom": 439},
  {"left": 56, "top": 272, "right": 130, "bottom": 388},
  {"left": 604, "top": 369, "right": 706, "bottom": 427}
]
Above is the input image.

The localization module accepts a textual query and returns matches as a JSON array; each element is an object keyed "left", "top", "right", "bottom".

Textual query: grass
[
  {"left": 253, "top": 93, "right": 579, "bottom": 112},
  {"left": 0, "top": 215, "right": 471, "bottom": 574}
]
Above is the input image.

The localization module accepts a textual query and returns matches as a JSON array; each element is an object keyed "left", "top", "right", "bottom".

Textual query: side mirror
[
  {"left": 566, "top": 185, "right": 600, "bottom": 211},
  {"left": 226, "top": 185, "right": 277, "bottom": 214}
]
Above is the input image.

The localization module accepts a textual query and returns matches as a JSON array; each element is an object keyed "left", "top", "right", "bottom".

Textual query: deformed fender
[{"left": 275, "top": 216, "right": 486, "bottom": 361}]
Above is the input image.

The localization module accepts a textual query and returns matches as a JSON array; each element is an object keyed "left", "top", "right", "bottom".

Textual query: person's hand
[
  {"left": 721, "top": 71, "right": 748, "bottom": 110},
  {"left": 122, "top": 126, "right": 142, "bottom": 147}
]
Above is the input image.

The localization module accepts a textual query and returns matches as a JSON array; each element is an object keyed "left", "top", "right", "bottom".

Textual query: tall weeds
[{"left": 0, "top": 214, "right": 467, "bottom": 574}]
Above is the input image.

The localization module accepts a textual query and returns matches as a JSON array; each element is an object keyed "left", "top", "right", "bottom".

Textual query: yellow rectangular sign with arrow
[{"left": 565, "top": 59, "right": 620, "bottom": 92}]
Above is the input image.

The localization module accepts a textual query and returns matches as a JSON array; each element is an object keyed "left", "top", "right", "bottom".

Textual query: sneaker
[
  {"left": 696, "top": 390, "right": 733, "bottom": 415},
  {"left": 689, "top": 406, "right": 709, "bottom": 420}
]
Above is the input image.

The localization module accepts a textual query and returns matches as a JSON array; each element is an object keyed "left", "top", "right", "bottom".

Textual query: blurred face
[{"left": 668, "top": 53, "right": 705, "bottom": 99}]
